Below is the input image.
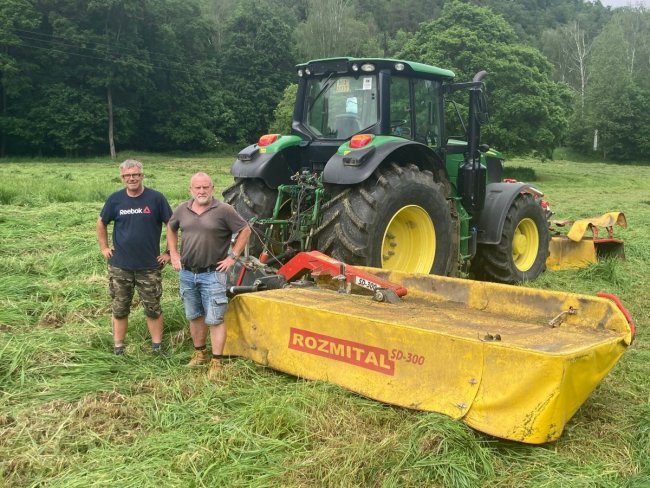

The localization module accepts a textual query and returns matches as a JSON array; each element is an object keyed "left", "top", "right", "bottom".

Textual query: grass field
[{"left": 0, "top": 153, "right": 648, "bottom": 487}]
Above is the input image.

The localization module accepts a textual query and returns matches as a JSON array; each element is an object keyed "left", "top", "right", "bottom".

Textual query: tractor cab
[{"left": 290, "top": 58, "right": 453, "bottom": 173}]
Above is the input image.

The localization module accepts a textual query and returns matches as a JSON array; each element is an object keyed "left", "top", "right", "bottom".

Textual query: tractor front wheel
[
  {"left": 473, "top": 193, "right": 550, "bottom": 283},
  {"left": 316, "top": 163, "right": 453, "bottom": 275}
]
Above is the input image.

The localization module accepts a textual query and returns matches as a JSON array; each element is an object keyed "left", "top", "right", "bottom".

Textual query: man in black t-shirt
[{"left": 96, "top": 159, "right": 173, "bottom": 355}]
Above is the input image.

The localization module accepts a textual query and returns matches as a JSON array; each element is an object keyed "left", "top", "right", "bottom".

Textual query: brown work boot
[
  {"left": 187, "top": 349, "right": 210, "bottom": 368},
  {"left": 207, "top": 358, "right": 222, "bottom": 381}
]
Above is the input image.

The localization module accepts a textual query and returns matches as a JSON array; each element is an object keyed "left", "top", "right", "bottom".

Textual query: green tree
[
  {"left": 541, "top": 21, "right": 592, "bottom": 112},
  {"left": 294, "top": 0, "right": 382, "bottom": 60},
  {"left": 28, "top": 84, "right": 106, "bottom": 155},
  {"left": 578, "top": 7, "right": 650, "bottom": 160},
  {"left": 10, "top": 0, "right": 154, "bottom": 156},
  {"left": 360, "top": 0, "right": 441, "bottom": 54},
  {"left": 396, "top": 0, "right": 572, "bottom": 157},
  {"left": 218, "top": 0, "right": 297, "bottom": 143},
  {"left": 268, "top": 83, "right": 297, "bottom": 134},
  {"left": 136, "top": 0, "right": 223, "bottom": 151},
  {"left": 76, "top": 0, "right": 154, "bottom": 157},
  {"left": 0, "top": 0, "right": 40, "bottom": 156}
]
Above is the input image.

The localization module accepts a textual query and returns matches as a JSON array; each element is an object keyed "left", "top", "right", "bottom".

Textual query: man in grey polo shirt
[{"left": 167, "top": 172, "right": 251, "bottom": 379}]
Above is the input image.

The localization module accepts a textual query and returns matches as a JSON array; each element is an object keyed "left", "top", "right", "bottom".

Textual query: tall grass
[{"left": 0, "top": 155, "right": 648, "bottom": 487}]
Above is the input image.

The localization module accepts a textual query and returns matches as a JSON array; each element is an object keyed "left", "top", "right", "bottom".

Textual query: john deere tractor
[{"left": 224, "top": 57, "right": 549, "bottom": 283}]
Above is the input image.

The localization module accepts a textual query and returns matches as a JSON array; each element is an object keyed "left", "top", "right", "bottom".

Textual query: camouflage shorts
[{"left": 108, "top": 266, "right": 163, "bottom": 319}]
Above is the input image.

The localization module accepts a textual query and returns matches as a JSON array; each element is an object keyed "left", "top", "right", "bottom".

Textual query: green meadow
[{"left": 0, "top": 154, "right": 648, "bottom": 487}]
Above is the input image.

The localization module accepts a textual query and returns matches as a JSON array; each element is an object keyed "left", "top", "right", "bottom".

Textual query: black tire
[
  {"left": 315, "top": 163, "right": 453, "bottom": 275},
  {"left": 222, "top": 178, "right": 277, "bottom": 256},
  {"left": 473, "top": 193, "right": 550, "bottom": 284}
]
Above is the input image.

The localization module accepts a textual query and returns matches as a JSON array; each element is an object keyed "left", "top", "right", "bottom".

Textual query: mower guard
[
  {"left": 223, "top": 255, "right": 634, "bottom": 444},
  {"left": 547, "top": 212, "right": 626, "bottom": 270}
]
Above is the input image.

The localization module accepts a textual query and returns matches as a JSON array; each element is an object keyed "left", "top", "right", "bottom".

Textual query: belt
[{"left": 183, "top": 265, "right": 217, "bottom": 274}]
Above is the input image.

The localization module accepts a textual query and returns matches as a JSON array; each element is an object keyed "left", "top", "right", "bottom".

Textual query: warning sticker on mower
[{"left": 289, "top": 328, "right": 395, "bottom": 375}]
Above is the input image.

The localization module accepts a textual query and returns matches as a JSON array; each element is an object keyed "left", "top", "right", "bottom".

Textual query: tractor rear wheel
[
  {"left": 473, "top": 193, "right": 549, "bottom": 283},
  {"left": 222, "top": 178, "right": 277, "bottom": 257},
  {"left": 316, "top": 163, "right": 453, "bottom": 275}
]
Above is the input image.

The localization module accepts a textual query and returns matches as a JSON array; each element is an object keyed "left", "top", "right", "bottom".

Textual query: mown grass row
[{"left": 1, "top": 155, "right": 648, "bottom": 487}]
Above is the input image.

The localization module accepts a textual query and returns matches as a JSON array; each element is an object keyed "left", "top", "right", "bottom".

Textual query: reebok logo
[{"left": 119, "top": 207, "right": 144, "bottom": 215}]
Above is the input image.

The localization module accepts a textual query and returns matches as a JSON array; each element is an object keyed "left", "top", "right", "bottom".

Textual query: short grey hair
[{"left": 120, "top": 159, "right": 143, "bottom": 172}]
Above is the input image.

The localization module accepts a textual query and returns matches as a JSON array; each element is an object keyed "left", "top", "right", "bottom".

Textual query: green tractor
[{"left": 224, "top": 57, "right": 550, "bottom": 283}]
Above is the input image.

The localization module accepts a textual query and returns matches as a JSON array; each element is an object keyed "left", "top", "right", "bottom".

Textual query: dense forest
[{"left": 1, "top": 0, "right": 649, "bottom": 160}]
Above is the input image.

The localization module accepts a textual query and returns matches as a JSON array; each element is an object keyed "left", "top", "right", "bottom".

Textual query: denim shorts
[{"left": 179, "top": 269, "right": 228, "bottom": 325}]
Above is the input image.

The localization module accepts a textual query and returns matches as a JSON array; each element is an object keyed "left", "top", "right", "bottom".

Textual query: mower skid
[{"left": 223, "top": 264, "right": 634, "bottom": 444}]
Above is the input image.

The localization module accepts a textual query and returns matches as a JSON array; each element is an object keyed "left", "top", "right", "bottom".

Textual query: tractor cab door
[{"left": 389, "top": 76, "right": 443, "bottom": 148}]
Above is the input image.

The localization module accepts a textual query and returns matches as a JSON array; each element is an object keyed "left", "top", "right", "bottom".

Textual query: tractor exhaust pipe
[
  {"left": 458, "top": 70, "right": 488, "bottom": 214},
  {"left": 467, "top": 70, "right": 487, "bottom": 168}
]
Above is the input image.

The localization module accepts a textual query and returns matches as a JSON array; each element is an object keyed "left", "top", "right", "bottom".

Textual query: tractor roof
[{"left": 296, "top": 57, "right": 455, "bottom": 80}]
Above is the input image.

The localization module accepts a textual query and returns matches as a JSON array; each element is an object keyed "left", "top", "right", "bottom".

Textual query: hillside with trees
[{"left": 0, "top": 0, "right": 648, "bottom": 160}]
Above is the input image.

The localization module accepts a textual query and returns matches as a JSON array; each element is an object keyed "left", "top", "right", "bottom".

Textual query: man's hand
[
  {"left": 216, "top": 255, "right": 237, "bottom": 272},
  {"left": 170, "top": 251, "right": 182, "bottom": 272},
  {"left": 157, "top": 253, "right": 171, "bottom": 267},
  {"left": 100, "top": 247, "right": 113, "bottom": 260}
]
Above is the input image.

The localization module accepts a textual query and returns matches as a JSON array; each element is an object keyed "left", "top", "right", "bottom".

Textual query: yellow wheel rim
[
  {"left": 512, "top": 217, "right": 539, "bottom": 272},
  {"left": 381, "top": 205, "right": 435, "bottom": 273}
]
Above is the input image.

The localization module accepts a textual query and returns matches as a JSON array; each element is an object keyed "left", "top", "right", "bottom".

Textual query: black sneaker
[
  {"left": 114, "top": 345, "right": 125, "bottom": 355},
  {"left": 152, "top": 345, "right": 169, "bottom": 358}
]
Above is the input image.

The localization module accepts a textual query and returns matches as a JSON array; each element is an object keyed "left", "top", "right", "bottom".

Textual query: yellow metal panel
[
  {"left": 224, "top": 269, "right": 632, "bottom": 443},
  {"left": 547, "top": 237, "right": 597, "bottom": 270},
  {"left": 462, "top": 340, "right": 626, "bottom": 443},
  {"left": 225, "top": 289, "right": 484, "bottom": 418}
]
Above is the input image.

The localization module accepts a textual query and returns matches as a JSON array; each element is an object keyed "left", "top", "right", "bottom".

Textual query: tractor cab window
[
  {"left": 390, "top": 77, "right": 411, "bottom": 138},
  {"left": 414, "top": 79, "right": 441, "bottom": 147},
  {"left": 390, "top": 76, "right": 442, "bottom": 148},
  {"left": 303, "top": 75, "right": 378, "bottom": 140}
]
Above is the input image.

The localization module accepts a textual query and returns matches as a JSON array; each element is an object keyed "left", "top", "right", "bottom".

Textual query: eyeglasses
[{"left": 121, "top": 173, "right": 143, "bottom": 179}]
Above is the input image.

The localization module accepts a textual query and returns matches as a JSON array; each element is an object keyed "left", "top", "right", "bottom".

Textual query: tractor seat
[{"left": 335, "top": 114, "right": 361, "bottom": 139}]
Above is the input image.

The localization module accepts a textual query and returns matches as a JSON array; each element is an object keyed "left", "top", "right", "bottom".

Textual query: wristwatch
[{"left": 228, "top": 251, "right": 239, "bottom": 259}]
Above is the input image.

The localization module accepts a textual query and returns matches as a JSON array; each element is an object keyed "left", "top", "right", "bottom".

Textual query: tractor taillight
[
  {"left": 349, "top": 134, "right": 373, "bottom": 149},
  {"left": 258, "top": 134, "right": 279, "bottom": 146}
]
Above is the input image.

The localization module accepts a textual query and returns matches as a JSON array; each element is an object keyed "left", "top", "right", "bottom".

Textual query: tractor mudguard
[
  {"left": 322, "top": 140, "right": 446, "bottom": 185},
  {"left": 231, "top": 138, "right": 303, "bottom": 189},
  {"left": 475, "top": 182, "right": 543, "bottom": 244}
]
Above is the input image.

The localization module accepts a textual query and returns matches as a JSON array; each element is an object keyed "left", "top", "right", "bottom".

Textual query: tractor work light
[
  {"left": 351, "top": 63, "right": 359, "bottom": 72},
  {"left": 360, "top": 63, "right": 375, "bottom": 72},
  {"left": 298, "top": 69, "right": 304, "bottom": 77},
  {"left": 349, "top": 134, "right": 373, "bottom": 149},
  {"left": 394, "top": 62, "right": 405, "bottom": 71},
  {"left": 258, "top": 134, "right": 279, "bottom": 146}
]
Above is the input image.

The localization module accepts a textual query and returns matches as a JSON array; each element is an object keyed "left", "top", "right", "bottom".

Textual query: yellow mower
[
  {"left": 224, "top": 251, "right": 636, "bottom": 444},
  {"left": 547, "top": 212, "right": 627, "bottom": 270}
]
